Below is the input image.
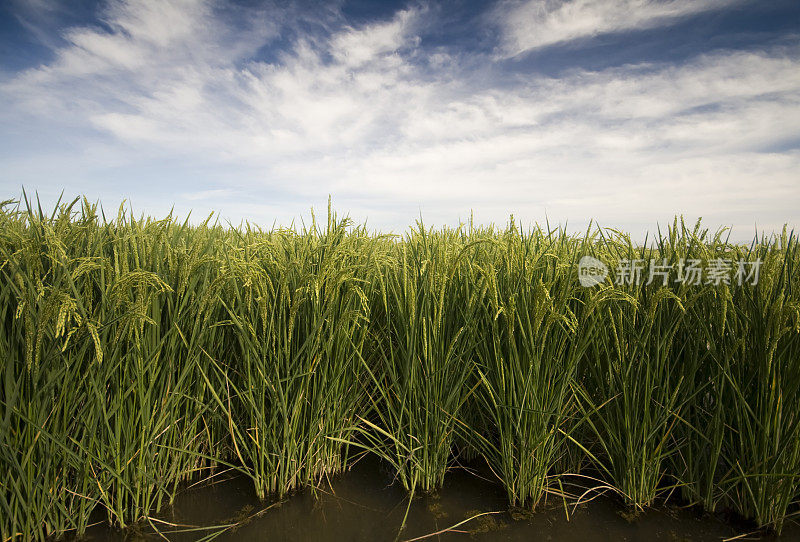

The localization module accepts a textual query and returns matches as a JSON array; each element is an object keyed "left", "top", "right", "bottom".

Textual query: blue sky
[{"left": 1, "top": 0, "right": 798, "bottom": 238}]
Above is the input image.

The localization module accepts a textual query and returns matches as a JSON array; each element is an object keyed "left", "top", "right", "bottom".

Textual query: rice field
[{"left": 1, "top": 196, "right": 799, "bottom": 540}]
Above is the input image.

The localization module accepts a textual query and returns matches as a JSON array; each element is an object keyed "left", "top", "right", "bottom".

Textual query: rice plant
[
  {"left": 358, "top": 224, "right": 484, "bottom": 493},
  {"left": 197, "top": 208, "right": 377, "bottom": 499},
  {"left": 471, "top": 222, "right": 605, "bottom": 509},
  {"left": 0, "top": 196, "right": 797, "bottom": 540},
  {"left": 716, "top": 229, "right": 800, "bottom": 532},
  {"left": 574, "top": 221, "right": 724, "bottom": 509}
]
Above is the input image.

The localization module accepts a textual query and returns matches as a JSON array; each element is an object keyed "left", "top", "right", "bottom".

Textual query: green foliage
[{"left": 0, "top": 198, "right": 798, "bottom": 540}]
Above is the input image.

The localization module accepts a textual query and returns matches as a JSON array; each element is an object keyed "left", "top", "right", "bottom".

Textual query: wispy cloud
[
  {"left": 494, "top": 0, "right": 741, "bottom": 56},
  {"left": 184, "top": 188, "right": 235, "bottom": 201},
  {"left": 0, "top": 0, "right": 798, "bottom": 236}
]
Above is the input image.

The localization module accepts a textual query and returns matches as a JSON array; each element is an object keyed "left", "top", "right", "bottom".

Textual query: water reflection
[{"left": 81, "top": 455, "right": 796, "bottom": 541}]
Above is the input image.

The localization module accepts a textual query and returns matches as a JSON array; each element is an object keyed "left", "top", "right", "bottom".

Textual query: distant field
[{"left": 1, "top": 197, "right": 798, "bottom": 540}]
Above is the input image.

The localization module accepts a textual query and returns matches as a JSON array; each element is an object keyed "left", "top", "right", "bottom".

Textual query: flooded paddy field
[
  {"left": 5, "top": 204, "right": 799, "bottom": 541},
  {"left": 82, "top": 456, "right": 798, "bottom": 542}
]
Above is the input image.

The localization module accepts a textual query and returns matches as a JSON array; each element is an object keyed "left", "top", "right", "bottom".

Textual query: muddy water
[{"left": 83, "top": 456, "right": 797, "bottom": 541}]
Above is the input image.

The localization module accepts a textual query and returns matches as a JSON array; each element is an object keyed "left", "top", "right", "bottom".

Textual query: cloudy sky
[{"left": 0, "top": 0, "right": 798, "bottom": 238}]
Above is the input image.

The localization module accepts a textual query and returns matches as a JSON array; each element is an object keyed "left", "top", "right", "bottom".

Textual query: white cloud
[
  {"left": 184, "top": 188, "right": 235, "bottom": 201},
  {"left": 0, "top": 0, "right": 798, "bottom": 237},
  {"left": 330, "top": 8, "right": 421, "bottom": 67},
  {"left": 495, "top": 0, "right": 741, "bottom": 56}
]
